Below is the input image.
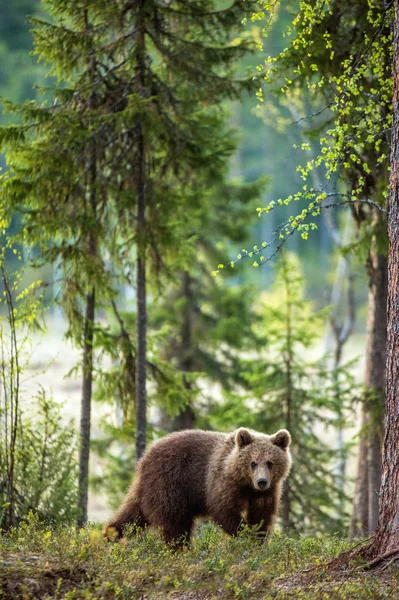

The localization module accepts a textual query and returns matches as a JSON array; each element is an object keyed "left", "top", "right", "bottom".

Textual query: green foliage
[
  {"left": 258, "top": 0, "right": 392, "bottom": 192},
  {"left": 0, "top": 389, "right": 79, "bottom": 527},
  {"left": 0, "top": 0, "right": 268, "bottom": 509},
  {"left": 0, "top": 0, "right": 263, "bottom": 420},
  {"left": 90, "top": 420, "right": 136, "bottom": 511},
  {"left": 1, "top": 518, "right": 391, "bottom": 600},
  {"left": 207, "top": 254, "right": 355, "bottom": 535},
  {"left": 151, "top": 176, "right": 266, "bottom": 403},
  {"left": 219, "top": 0, "right": 391, "bottom": 273},
  {"left": 96, "top": 175, "right": 266, "bottom": 507},
  {"left": 0, "top": 234, "right": 78, "bottom": 528}
]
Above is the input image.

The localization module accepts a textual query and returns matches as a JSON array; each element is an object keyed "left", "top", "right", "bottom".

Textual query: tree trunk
[
  {"left": 365, "top": 247, "right": 387, "bottom": 533},
  {"left": 135, "top": 128, "right": 147, "bottom": 460},
  {"left": 77, "top": 13, "right": 98, "bottom": 527},
  {"left": 77, "top": 287, "right": 95, "bottom": 526},
  {"left": 334, "top": 343, "right": 345, "bottom": 497},
  {"left": 366, "top": 0, "right": 399, "bottom": 557},
  {"left": 158, "top": 271, "right": 195, "bottom": 432},
  {"left": 281, "top": 485, "right": 291, "bottom": 531},
  {"left": 349, "top": 241, "right": 387, "bottom": 535},
  {"left": 172, "top": 271, "right": 195, "bottom": 430},
  {"left": 350, "top": 408, "right": 369, "bottom": 537},
  {"left": 282, "top": 257, "right": 293, "bottom": 530},
  {"left": 2, "top": 268, "right": 20, "bottom": 529},
  {"left": 135, "top": 1, "right": 147, "bottom": 460}
]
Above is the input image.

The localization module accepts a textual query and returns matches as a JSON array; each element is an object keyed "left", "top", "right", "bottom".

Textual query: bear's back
[{"left": 136, "top": 430, "right": 228, "bottom": 519}]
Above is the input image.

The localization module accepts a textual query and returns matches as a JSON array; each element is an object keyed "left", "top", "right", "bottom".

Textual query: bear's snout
[{"left": 256, "top": 477, "right": 270, "bottom": 490}]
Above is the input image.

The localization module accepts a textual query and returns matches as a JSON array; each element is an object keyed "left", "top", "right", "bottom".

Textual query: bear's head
[{"left": 227, "top": 428, "right": 291, "bottom": 492}]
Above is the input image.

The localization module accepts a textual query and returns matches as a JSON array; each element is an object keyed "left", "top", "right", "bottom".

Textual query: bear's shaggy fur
[{"left": 103, "top": 427, "right": 291, "bottom": 546}]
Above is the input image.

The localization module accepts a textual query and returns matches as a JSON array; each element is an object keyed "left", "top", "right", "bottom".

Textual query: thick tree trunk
[
  {"left": 77, "top": 287, "right": 95, "bottom": 526},
  {"left": 350, "top": 242, "right": 387, "bottom": 535},
  {"left": 366, "top": 0, "right": 399, "bottom": 557},
  {"left": 135, "top": 2, "right": 147, "bottom": 460}
]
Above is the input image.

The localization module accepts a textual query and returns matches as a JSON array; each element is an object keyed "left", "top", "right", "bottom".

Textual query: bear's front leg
[
  {"left": 211, "top": 502, "right": 245, "bottom": 537},
  {"left": 246, "top": 495, "right": 276, "bottom": 537}
]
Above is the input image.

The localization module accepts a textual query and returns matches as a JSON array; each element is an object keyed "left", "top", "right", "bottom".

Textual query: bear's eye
[
  {"left": 251, "top": 461, "right": 258, "bottom": 469},
  {"left": 267, "top": 461, "right": 273, "bottom": 469}
]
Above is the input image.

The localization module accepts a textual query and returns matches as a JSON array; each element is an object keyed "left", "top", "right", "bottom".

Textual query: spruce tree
[
  {"left": 153, "top": 175, "right": 265, "bottom": 430},
  {"left": 0, "top": 5, "right": 125, "bottom": 524},
  {"left": 103, "top": 0, "right": 259, "bottom": 458},
  {"left": 0, "top": 0, "right": 259, "bottom": 519}
]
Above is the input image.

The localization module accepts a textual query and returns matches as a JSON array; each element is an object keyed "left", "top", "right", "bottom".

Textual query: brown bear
[{"left": 103, "top": 427, "right": 291, "bottom": 546}]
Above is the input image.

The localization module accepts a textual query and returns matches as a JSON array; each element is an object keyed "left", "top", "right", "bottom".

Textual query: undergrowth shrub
[
  {"left": 0, "top": 389, "right": 78, "bottom": 528},
  {"left": 1, "top": 518, "right": 391, "bottom": 600}
]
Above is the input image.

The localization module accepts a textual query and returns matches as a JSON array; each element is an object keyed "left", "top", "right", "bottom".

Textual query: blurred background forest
[{"left": 0, "top": 0, "right": 386, "bottom": 540}]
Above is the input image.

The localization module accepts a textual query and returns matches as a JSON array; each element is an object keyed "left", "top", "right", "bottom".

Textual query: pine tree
[{"left": 0, "top": 4, "right": 138, "bottom": 524}]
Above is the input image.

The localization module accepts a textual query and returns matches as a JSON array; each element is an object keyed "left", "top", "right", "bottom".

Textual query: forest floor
[{"left": 1, "top": 517, "right": 398, "bottom": 599}]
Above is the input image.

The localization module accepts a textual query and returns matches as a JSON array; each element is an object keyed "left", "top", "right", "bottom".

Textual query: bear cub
[{"left": 103, "top": 427, "right": 291, "bottom": 546}]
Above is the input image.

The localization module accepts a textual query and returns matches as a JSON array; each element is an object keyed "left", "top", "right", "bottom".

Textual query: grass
[{"left": 1, "top": 514, "right": 398, "bottom": 599}]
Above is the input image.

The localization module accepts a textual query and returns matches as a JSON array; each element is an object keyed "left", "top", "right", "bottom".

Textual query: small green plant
[
  {"left": 0, "top": 235, "right": 78, "bottom": 529},
  {"left": 3, "top": 388, "right": 79, "bottom": 526}
]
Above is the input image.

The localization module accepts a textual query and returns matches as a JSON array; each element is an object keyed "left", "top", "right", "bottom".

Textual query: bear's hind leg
[
  {"left": 162, "top": 516, "right": 194, "bottom": 549},
  {"left": 103, "top": 484, "right": 147, "bottom": 540}
]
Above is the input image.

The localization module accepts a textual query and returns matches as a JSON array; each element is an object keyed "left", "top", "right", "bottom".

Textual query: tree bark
[
  {"left": 365, "top": 247, "right": 387, "bottom": 533},
  {"left": 77, "top": 26, "right": 97, "bottom": 524},
  {"left": 77, "top": 287, "right": 95, "bottom": 526},
  {"left": 136, "top": 213, "right": 147, "bottom": 459},
  {"left": 135, "top": 0, "right": 147, "bottom": 460},
  {"left": 171, "top": 271, "right": 195, "bottom": 430},
  {"left": 366, "top": 0, "right": 399, "bottom": 557},
  {"left": 350, "top": 408, "right": 369, "bottom": 537},
  {"left": 158, "top": 271, "right": 195, "bottom": 432},
  {"left": 281, "top": 257, "right": 292, "bottom": 530},
  {"left": 281, "top": 485, "right": 291, "bottom": 531},
  {"left": 350, "top": 247, "right": 387, "bottom": 536}
]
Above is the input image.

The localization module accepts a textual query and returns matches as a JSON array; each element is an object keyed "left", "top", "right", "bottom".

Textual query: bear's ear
[
  {"left": 272, "top": 429, "right": 291, "bottom": 450},
  {"left": 235, "top": 428, "right": 253, "bottom": 448}
]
